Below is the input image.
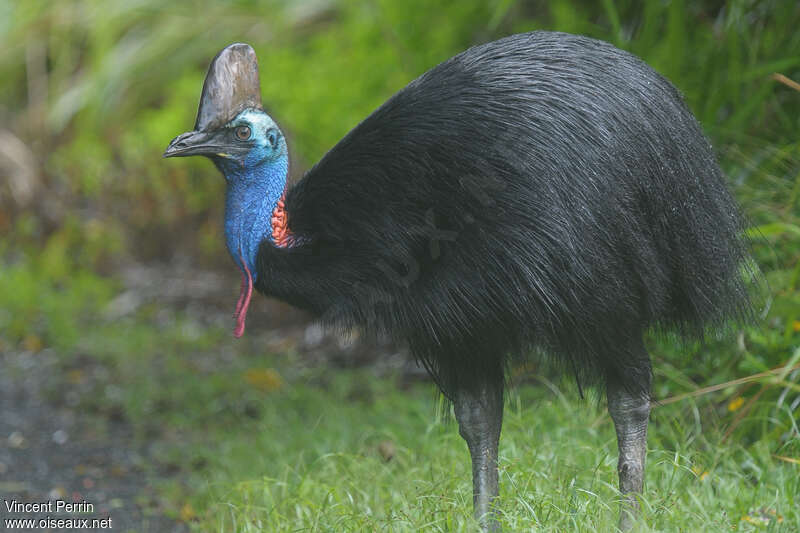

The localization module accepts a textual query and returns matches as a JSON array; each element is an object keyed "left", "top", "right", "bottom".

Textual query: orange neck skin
[{"left": 271, "top": 192, "right": 293, "bottom": 248}]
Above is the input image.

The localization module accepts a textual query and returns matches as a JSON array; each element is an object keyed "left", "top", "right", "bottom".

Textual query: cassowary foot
[
  {"left": 617, "top": 491, "right": 640, "bottom": 532},
  {"left": 617, "top": 460, "right": 644, "bottom": 531},
  {"left": 454, "top": 378, "right": 504, "bottom": 532},
  {"left": 607, "top": 381, "right": 650, "bottom": 531},
  {"left": 471, "top": 445, "right": 501, "bottom": 531}
]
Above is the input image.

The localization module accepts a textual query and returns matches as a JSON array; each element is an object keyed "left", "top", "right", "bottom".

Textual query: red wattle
[
  {"left": 234, "top": 254, "right": 253, "bottom": 338},
  {"left": 233, "top": 270, "right": 247, "bottom": 319}
]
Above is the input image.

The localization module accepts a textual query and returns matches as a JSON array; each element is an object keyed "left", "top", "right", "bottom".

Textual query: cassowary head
[{"left": 164, "top": 44, "right": 289, "bottom": 337}]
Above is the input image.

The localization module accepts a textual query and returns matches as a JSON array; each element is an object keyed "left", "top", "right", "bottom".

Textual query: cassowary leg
[
  {"left": 607, "top": 371, "right": 651, "bottom": 531},
  {"left": 454, "top": 377, "right": 504, "bottom": 532}
]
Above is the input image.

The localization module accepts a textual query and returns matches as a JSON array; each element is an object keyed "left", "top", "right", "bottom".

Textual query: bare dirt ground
[
  {"left": 0, "top": 261, "right": 422, "bottom": 532},
  {"left": 0, "top": 348, "right": 186, "bottom": 532}
]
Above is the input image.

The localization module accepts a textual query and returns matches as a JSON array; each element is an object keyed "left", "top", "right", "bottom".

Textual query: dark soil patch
[{"left": 0, "top": 349, "right": 187, "bottom": 532}]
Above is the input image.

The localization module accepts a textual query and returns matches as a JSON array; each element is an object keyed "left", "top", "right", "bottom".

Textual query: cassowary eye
[{"left": 235, "top": 126, "right": 251, "bottom": 140}]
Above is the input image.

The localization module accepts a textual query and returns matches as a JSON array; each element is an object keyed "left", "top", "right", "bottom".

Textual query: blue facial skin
[{"left": 213, "top": 109, "right": 289, "bottom": 280}]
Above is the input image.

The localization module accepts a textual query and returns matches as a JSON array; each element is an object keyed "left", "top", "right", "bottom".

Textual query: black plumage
[{"left": 259, "top": 31, "right": 751, "bottom": 398}]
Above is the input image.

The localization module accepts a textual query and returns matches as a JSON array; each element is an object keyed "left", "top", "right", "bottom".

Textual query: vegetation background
[{"left": 1, "top": 0, "right": 798, "bottom": 531}]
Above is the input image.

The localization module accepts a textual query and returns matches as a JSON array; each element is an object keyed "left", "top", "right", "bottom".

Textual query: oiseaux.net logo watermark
[{"left": 3, "top": 499, "right": 112, "bottom": 529}]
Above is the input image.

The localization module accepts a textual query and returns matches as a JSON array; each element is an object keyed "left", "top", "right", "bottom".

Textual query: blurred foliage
[
  {"left": 1, "top": 0, "right": 799, "bottom": 431},
  {"left": 1, "top": 1, "right": 799, "bottom": 527},
  {"left": 2, "top": 0, "right": 798, "bottom": 259}
]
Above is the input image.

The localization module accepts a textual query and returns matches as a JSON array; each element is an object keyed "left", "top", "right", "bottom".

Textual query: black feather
[{"left": 256, "top": 31, "right": 754, "bottom": 399}]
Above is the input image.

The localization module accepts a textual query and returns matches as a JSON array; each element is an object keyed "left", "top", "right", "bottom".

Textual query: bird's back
[{"left": 263, "top": 31, "right": 752, "bottom": 396}]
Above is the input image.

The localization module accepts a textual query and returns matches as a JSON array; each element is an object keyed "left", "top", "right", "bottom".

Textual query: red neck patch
[{"left": 271, "top": 192, "right": 293, "bottom": 248}]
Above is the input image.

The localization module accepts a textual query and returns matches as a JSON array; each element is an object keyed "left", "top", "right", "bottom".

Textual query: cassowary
[{"left": 164, "top": 32, "right": 752, "bottom": 530}]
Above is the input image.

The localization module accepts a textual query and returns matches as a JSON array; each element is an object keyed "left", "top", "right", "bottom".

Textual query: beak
[
  {"left": 163, "top": 130, "right": 226, "bottom": 158},
  {"left": 164, "top": 43, "right": 262, "bottom": 159}
]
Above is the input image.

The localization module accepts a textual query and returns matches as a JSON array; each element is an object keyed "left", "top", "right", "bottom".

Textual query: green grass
[
  {"left": 28, "top": 300, "right": 792, "bottom": 532},
  {"left": 174, "top": 377, "right": 798, "bottom": 532},
  {"left": 4, "top": 272, "right": 789, "bottom": 533}
]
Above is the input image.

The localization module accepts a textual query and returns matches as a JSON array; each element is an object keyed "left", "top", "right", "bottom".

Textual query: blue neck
[{"left": 222, "top": 155, "right": 288, "bottom": 279}]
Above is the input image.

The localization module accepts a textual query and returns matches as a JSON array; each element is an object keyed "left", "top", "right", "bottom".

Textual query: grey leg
[
  {"left": 454, "top": 378, "right": 504, "bottom": 532},
  {"left": 607, "top": 380, "right": 651, "bottom": 531}
]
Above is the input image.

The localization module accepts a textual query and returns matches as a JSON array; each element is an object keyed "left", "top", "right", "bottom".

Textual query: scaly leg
[
  {"left": 454, "top": 377, "right": 504, "bottom": 532},
  {"left": 607, "top": 377, "right": 651, "bottom": 531}
]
